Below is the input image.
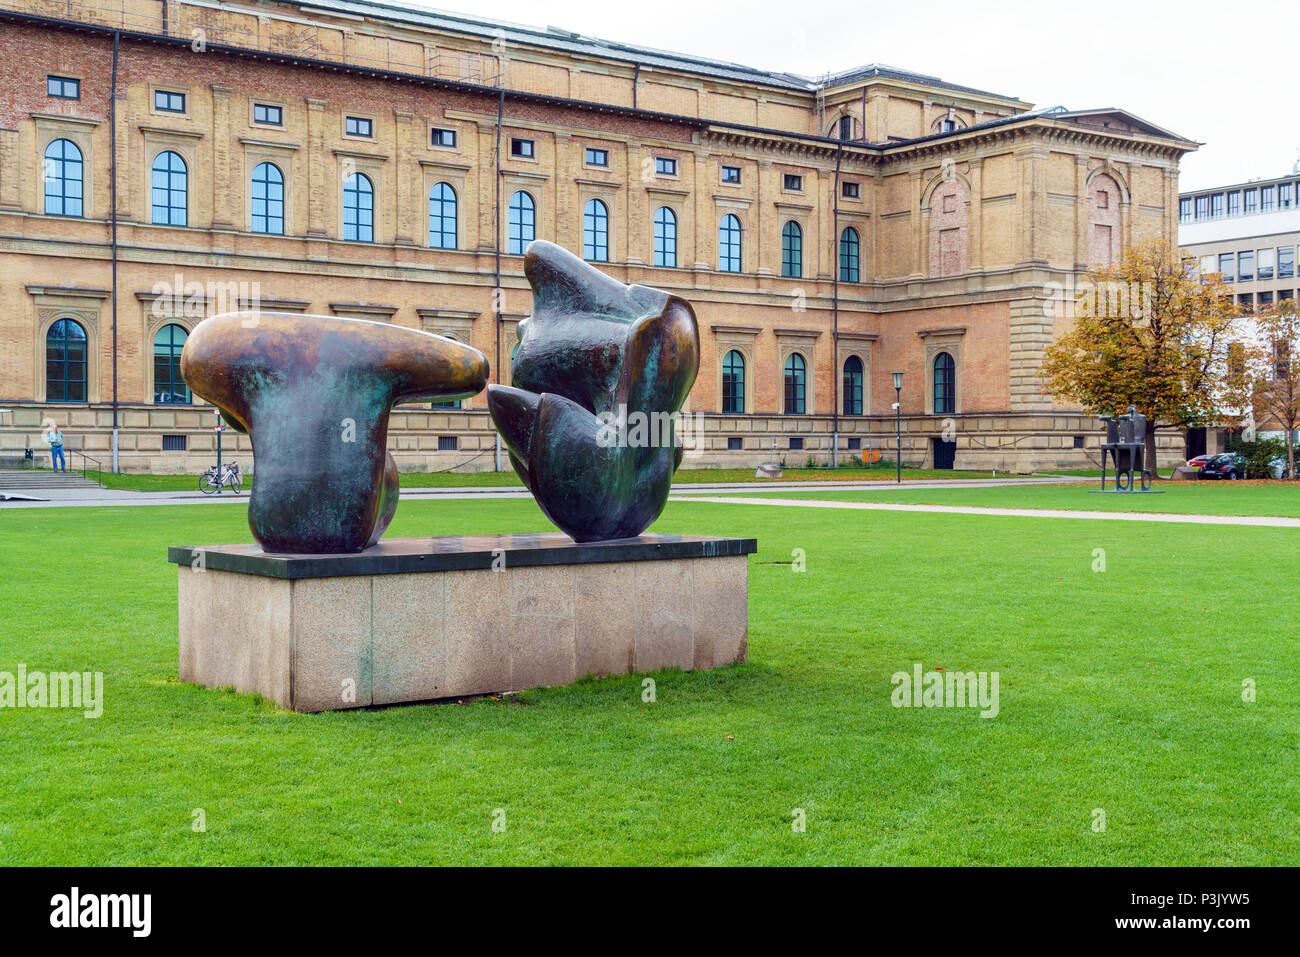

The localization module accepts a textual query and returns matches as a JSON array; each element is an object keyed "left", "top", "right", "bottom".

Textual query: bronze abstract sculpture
[
  {"left": 488, "top": 241, "right": 700, "bottom": 542},
  {"left": 181, "top": 312, "right": 488, "bottom": 553}
]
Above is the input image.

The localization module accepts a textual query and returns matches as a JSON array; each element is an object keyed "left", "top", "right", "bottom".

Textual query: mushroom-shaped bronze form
[
  {"left": 488, "top": 242, "right": 699, "bottom": 542},
  {"left": 181, "top": 312, "right": 488, "bottom": 553}
]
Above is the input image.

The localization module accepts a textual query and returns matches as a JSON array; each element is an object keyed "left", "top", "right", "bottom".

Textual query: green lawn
[
  {"left": 728, "top": 480, "right": 1300, "bottom": 518},
  {"left": 1, "top": 495, "right": 1296, "bottom": 864},
  {"left": 95, "top": 464, "right": 976, "bottom": 492}
]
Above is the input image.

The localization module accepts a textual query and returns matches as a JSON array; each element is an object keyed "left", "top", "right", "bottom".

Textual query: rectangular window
[
  {"left": 47, "top": 75, "right": 80, "bottom": 99},
  {"left": 162, "top": 434, "right": 187, "bottom": 451},
  {"left": 253, "top": 103, "right": 282, "bottom": 126},
  {"left": 1279, "top": 246, "right": 1295, "bottom": 279},
  {"left": 1179, "top": 197, "right": 1193, "bottom": 223},
  {"left": 727, "top": 436, "right": 742, "bottom": 451},
  {"left": 1227, "top": 191, "right": 1241, "bottom": 216},
  {"left": 1259, "top": 247, "right": 1276, "bottom": 281},
  {"left": 1281, "top": 289, "right": 1295, "bottom": 301},
  {"left": 721, "top": 165, "right": 741, "bottom": 184},
  {"left": 1244, "top": 189, "right": 1258, "bottom": 214},
  {"left": 1210, "top": 193, "right": 1224, "bottom": 218},
  {"left": 431, "top": 127, "right": 457, "bottom": 148},
  {"left": 510, "top": 138, "right": 534, "bottom": 158},
  {"left": 154, "top": 89, "right": 186, "bottom": 113},
  {"left": 1218, "top": 252, "right": 1235, "bottom": 280},
  {"left": 584, "top": 147, "right": 608, "bottom": 166},
  {"left": 783, "top": 173, "right": 803, "bottom": 191},
  {"left": 655, "top": 156, "right": 677, "bottom": 175},
  {"left": 789, "top": 437, "right": 804, "bottom": 451},
  {"left": 839, "top": 115, "right": 854, "bottom": 140},
  {"left": 1261, "top": 186, "right": 1276, "bottom": 212},
  {"left": 847, "top": 437, "right": 862, "bottom": 450},
  {"left": 1073, "top": 435, "right": 1085, "bottom": 449},
  {"left": 1199, "top": 255, "right": 1215, "bottom": 276},
  {"left": 1239, "top": 293, "right": 1254, "bottom": 308},
  {"left": 1239, "top": 250, "right": 1254, "bottom": 281},
  {"left": 1259, "top": 291, "right": 1274, "bottom": 306},
  {"left": 841, "top": 181, "right": 860, "bottom": 199},
  {"left": 437, "top": 436, "right": 458, "bottom": 451},
  {"left": 1280, "top": 182, "right": 1295, "bottom": 209},
  {"left": 1194, "top": 196, "right": 1209, "bottom": 220},
  {"left": 345, "top": 116, "right": 372, "bottom": 137}
]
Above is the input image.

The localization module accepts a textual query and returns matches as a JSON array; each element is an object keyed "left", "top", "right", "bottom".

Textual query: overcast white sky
[{"left": 393, "top": 0, "right": 1295, "bottom": 191}]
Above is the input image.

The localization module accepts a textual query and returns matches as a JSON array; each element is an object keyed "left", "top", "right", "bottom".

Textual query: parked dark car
[{"left": 1201, "top": 453, "right": 1244, "bottom": 480}]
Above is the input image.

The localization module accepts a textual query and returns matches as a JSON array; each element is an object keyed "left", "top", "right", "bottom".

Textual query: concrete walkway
[
  {"left": 668, "top": 495, "right": 1300, "bottom": 528},
  {"left": 0, "top": 473, "right": 1096, "bottom": 509}
]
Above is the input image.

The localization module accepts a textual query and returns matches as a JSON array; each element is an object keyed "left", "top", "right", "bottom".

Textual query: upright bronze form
[
  {"left": 181, "top": 312, "right": 488, "bottom": 553},
  {"left": 488, "top": 241, "right": 699, "bottom": 542}
]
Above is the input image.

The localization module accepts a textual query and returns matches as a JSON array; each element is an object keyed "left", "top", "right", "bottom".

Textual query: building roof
[
  {"left": 1180, "top": 169, "right": 1300, "bottom": 198},
  {"left": 281, "top": 0, "right": 1021, "bottom": 100}
]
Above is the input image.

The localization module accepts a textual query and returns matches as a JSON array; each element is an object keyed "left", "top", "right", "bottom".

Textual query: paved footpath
[
  {"left": 668, "top": 495, "right": 1300, "bottom": 529},
  {"left": 0, "top": 475, "right": 1091, "bottom": 509}
]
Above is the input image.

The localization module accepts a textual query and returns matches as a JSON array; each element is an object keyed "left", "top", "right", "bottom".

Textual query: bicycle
[{"left": 200, "top": 461, "right": 242, "bottom": 494}]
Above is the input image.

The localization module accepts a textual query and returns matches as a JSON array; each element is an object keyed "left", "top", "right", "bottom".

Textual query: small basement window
[
  {"left": 727, "top": 437, "right": 742, "bottom": 451},
  {"left": 438, "top": 436, "right": 458, "bottom": 451},
  {"left": 789, "top": 437, "right": 804, "bottom": 451},
  {"left": 847, "top": 437, "right": 861, "bottom": 450},
  {"left": 162, "top": 434, "right": 187, "bottom": 451}
]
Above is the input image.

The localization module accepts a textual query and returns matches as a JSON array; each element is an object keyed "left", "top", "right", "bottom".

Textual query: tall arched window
[
  {"left": 154, "top": 324, "right": 190, "bottom": 404},
  {"left": 933, "top": 351, "right": 956, "bottom": 414},
  {"left": 784, "top": 353, "right": 806, "bottom": 415},
  {"left": 842, "top": 355, "right": 864, "bottom": 415},
  {"left": 151, "top": 151, "right": 188, "bottom": 226},
  {"left": 508, "top": 190, "right": 535, "bottom": 255},
  {"left": 583, "top": 198, "right": 609, "bottom": 262},
  {"left": 250, "top": 162, "right": 284, "bottom": 235},
  {"left": 781, "top": 220, "right": 802, "bottom": 278},
  {"left": 44, "top": 139, "right": 83, "bottom": 217},
  {"left": 46, "top": 318, "right": 87, "bottom": 402},
  {"left": 429, "top": 182, "right": 457, "bottom": 249},
  {"left": 653, "top": 206, "right": 677, "bottom": 267},
  {"left": 343, "top": 172, "right": 373, "bottom": 242},
  {"left": 719, "top": 214, "right": 742, "bottom": 272},
  {"left": 839, "top": 227, "right": 860, "bottom": 283},
  {"left": 722, "top": 349, "right": 745, "bottom": 414}
]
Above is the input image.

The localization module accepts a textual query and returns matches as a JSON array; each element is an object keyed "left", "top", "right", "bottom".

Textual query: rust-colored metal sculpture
[
  {"left": 181, "top": 312, "right": 488, "bottom": 553},
  {"left": 488, "top": 241, "right": 699, "bottom": 542}
]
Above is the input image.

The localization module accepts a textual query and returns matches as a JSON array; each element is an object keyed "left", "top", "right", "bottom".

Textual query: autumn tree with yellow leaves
[
  {"left": 1041, "top": 241, "right": 1242, "bottom": 479},
  {"left": 1244, "top": 299, "right": 1300, "bottom": 479}
]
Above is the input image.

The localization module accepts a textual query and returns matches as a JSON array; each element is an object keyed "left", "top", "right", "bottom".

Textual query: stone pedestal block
[{"left": 169, "top": 534, "right": 755, "bottom": 712}]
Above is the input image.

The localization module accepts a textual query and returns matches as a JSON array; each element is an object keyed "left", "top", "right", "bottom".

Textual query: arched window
[
  {"left": 154, "top": 323, "right": 190, "bottom": 404},
  {"left": 151, "top": 151, "right": 188, "bottom": 226},
  {"left": 842, "top": 355, "right": 864, "bottom": 415},
  {"left": 44, "top": 139, "right": 83, "bottom": 217},
  {"left": 722, "top": 349, "right": 745, "bottom": 414},
  {"left": 933, "top": 351, "right": 956, "bottom": 414},
  {"left": 343, "top": 172, "right": 373, "bottom": 242},
  {"left": 250, "top": 162, "right": 284, "bottom": 235},
  {"left": 719, "top": 214, "right": 742, "bottom": 273},
  {"left": 839, "top": 227, "right": 860, "bottom": 283},
  {"left": 583, "top": 198, "right": 609, "bottom": 262},
  {"left": 508, "top": 190, "right": 535, "bottom": 255},
  {"left": 429, "top": 182, "right": 457, "bottom": 249},
  {"left": 781, "top": 220, "right": 802, "bottom": 278},
  {"left": 46, "top": 318, "right": 87, "bottom": 402},
  {"left": 784, "top": 353, "right": 806, "bottom": 415},
  {"left": 653, "top": 206, "right": 677, "bottom": 267}
]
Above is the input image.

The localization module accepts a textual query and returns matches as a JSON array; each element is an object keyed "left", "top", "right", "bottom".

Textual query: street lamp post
[{"left": 892, "top": 371, "right": 904, "bottom": 484}]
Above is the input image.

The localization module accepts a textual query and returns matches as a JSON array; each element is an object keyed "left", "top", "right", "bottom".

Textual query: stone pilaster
[
  {"left": 0, "top": 129, "right": 19, "bottom": 209},
  {"left": 304, "top": 98, "right": 328, "bottom": 237},
  {"left": 755, "top": 158, "right": 772, "bottom": 275},
  {"left": 210, "top": 85, "right": 233, "bottom": 228},
  {"left": 1008, "top": 296, "right": 1055, "bottom": 411},
  {"left": 393, "top": 110, "right": 415, "bottom": 245},
  {"left": 693, "top": 150, "right": 711, "bottom": 269}
]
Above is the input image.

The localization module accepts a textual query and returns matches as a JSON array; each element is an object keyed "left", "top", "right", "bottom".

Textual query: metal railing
[
  {"left": 0, "top": 0, "right": 502, "bottom": 87},
  {"left": 68, "top": 448, "right": 103, "bottom": 486}
]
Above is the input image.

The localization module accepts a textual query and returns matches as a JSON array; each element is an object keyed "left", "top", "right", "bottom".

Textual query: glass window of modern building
[
  {"left": 1259, "top": 247, "right": 1276, "bottom": 281},
  {"left": 1218, "top": 252, "right": 1235, "bottom": 280},
  {"left": 1238, "top": 250, "right": 1254, "bottom": 281},
  {"left": 1227, "top": 191, "right": 1241, "bottom": 216},
  {"left": 1210, "top": 193, "right": 1224, "bottom": 218},
  {"left": 1279, "top": 246, "right": 1295, "bottom": 280},
  {"left": 1245, "top": 189, "right": 1258, "bottom": 214}
]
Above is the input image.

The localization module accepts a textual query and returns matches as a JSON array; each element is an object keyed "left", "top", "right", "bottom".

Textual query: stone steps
[{"left": 0, "top": 469, "right": 102, "bottom": 490}]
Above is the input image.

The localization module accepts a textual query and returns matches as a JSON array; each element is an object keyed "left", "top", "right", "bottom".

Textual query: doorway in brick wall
[{"left": 932, "top": 437, "right": 956, "bottom": 470}]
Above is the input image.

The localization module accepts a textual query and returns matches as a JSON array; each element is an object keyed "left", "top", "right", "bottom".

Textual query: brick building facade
[{"left": 0, "top": 0, "right": 1197, "bottom": 473}]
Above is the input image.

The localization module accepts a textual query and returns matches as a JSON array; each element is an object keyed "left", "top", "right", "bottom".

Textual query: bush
[{"left": 1227, "top": 436, "right": 1287, "bottom": 479}]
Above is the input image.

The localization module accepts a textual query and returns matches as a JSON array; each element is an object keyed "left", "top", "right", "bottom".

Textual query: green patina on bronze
[
  {"left": 181, "top": 312, "right": 488, "bottom": 553},
  {"left": 488, "top": 241, "right": 700, "bottom": 542}
]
